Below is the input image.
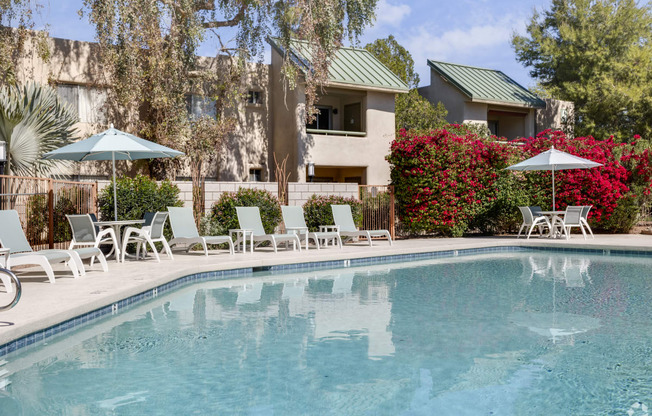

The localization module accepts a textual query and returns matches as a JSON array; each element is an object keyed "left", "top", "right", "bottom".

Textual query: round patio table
[{"left": 94, "top": 220, "right": 145, "bottom": 260}]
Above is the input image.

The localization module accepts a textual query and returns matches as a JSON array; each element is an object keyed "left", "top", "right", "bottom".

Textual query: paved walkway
[{"left": 2, "top": 234, "right": 652, "bottom": 346}]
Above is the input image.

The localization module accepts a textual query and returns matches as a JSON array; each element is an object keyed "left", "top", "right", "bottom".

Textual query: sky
[{"left": 33, "top": 0, "right": 552, "bottom": 89}]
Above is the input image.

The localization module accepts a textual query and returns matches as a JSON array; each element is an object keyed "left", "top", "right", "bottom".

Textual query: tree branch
[{"left": 202, "top": 4, "right": 247, "bottom": 28}]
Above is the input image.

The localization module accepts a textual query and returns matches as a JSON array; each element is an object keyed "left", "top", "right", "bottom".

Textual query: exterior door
[{"left": 343, "top": 103, "right": 362, "bottom": 132}]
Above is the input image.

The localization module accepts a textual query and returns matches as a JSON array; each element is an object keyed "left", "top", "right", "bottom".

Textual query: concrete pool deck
[{"left": 2, "top": 234, "right": 652, "bottom": 348}]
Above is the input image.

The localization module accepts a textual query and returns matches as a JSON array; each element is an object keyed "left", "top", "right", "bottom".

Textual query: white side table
[
  {"left": 286, "top": 226, "right": 309, "bottom": 250},
  {"left": 229, "top": 229, "right": 253, "bottom": 253},
  {"left": 319, "top": 225, "right": 340, "bottom": 247}
]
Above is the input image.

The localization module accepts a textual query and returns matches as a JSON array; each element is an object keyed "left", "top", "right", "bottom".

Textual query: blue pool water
[{"left": 2, "top": 252, "right": 651, "bottom": 415}]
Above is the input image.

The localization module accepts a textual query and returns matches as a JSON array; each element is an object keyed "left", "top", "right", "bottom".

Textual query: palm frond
[{"left": 0, "top": 82, "right": 79, "bottom": 176}]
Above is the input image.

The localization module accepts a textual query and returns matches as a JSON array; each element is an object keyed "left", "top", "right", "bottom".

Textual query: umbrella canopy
[
  {"left": 43, "top": 124, "right": 184, "bottom": 220},
  {"left": 506, "top": 146, "right": 602, "bottom": 209}
]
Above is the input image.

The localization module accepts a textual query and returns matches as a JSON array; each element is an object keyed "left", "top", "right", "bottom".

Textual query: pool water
[{"left": 2, "top": 252, "right": 651, "bottom": 415}]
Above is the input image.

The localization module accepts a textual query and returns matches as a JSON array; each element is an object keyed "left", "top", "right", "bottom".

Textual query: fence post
[
  {"left": 92, "top": 181, "right": 98, "bottom": 214},
  {"left": 48, "top": 178, "right": 54, "bottom": 249},
  {"left": 389, "top": 185, "right": 395, "bottom": 240}
]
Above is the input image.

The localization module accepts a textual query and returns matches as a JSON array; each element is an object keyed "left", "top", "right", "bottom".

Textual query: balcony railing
[{"left": 306, "top": 128, "right": 366, "bottom": 137}]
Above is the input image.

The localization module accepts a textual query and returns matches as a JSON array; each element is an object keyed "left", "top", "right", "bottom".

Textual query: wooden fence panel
[
  {"left": 359, "top": 185, "right": 395, "bottom": 239},
  {"left": 0, "top": 175, "right": 97, "bottom": 250}
]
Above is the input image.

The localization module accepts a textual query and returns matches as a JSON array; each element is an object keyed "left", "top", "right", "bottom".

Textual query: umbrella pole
[
  {"left": 112, "top": 152, "right": 118, "bottom": 222},
  {"left": 552, "top": 168, "right": 555, "bottom": 210}
]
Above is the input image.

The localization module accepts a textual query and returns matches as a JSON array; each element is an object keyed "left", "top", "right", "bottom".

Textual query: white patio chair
[
  {"left": 236, "top": 207, "right": 301, "bottom": 253},
  {"left": 553, "top": 206, "right": 587, "bottom": 240},
  {"left": 121, "top": 211, "right": 173, "bottom": 262},
  {"left": 281, "top": 205, "right": 342, "bottom": 250},
  {"left": 331, "top": 204, "right": 392, "bottom": 246},
  {"left": 580, "top": 205, "right": 594, "bottom": 238},
  {"left": 167, "top": 207, "right": 234, "bottom": 255},
  {"left": 67, "top": 214, "right": 121, "bottom": 263},
  {"left": 517, "top": 206, "right": 552, "bottom": 239}
]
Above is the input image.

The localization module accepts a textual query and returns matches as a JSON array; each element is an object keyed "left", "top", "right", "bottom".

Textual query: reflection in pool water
[{"left": 2, "top": 252, "right": 651, "bottom": 415}]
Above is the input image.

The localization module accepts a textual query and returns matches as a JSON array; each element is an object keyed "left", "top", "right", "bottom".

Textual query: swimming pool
[{"left": 1, "top": 251, "right": 650, "bottom": 415}]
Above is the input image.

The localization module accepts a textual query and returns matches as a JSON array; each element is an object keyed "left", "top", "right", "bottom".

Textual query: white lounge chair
[
  {"left": 331, "top": 204, "right": 392, "bottom": 246},
  {"left": 67, "top": 214, "right": 121, "bottom": 263},
  {"left": 281, "top": 205, "right": 342, "bottom": 250},
  {"left": 167, "top": 207, "right": 234, "bottom": 255},
  {"left": 0, "top": 210, "right": 107, "bottom": 285},
  {"left": 553, "top": 206, "right": 587, "bottom": 240},
  {"left": 236, "top": 207, "right": 301, "bottom": 252},
  {"left": 121, "top": 211, "right": 174, "bottom": 262},
  {"left": 517, "top": 206, "right": 552, "bottom": 239},
  {"left": 580, "top": 205, "right": 594, "bottom": 238}
]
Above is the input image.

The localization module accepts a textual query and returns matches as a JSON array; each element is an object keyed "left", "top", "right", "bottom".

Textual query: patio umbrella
[
  {"left": 506, "top": 146, "right": 602, "bottom": 210},
  {"left": 43, "top": 124, "right": 184, "bottom": 221}
]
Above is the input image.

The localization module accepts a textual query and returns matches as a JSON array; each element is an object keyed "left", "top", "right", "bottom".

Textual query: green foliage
[
  {"left": 302, "top": 194, "right": 362, "bottom": 232},
  {"left": 0, "top": 82, "right": 78, "bottom": 175},
  {"left": 98, "top": 174, "right": 183, "bottom": 222},
  {"left": 26, "top": 190, "right": 80, "bottom": 244},
  {"left": 395, "top": 90, "right": 448, "bottom": 134},
  {"left": 512, "top": 0, "right": 652, "bottom": 141},
  {"left": 81, "top": 0, "right": 379, "bottom": 174},
  {"left": 207, "top": 187, "right": 281, "bottom": 236},
  {"left": 364, "top": 36, "right": 448, "bottom": 134},
  {"left": 0, "top": 2, "right": 50, "bottom": 86},
  {"left": 364, "top": 35, "right": 419, "bottom": 88}
]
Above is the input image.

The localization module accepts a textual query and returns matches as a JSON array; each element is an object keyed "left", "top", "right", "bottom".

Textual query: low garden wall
[{"left": 97, "top": 180, "right": 359, "bottom": 213}]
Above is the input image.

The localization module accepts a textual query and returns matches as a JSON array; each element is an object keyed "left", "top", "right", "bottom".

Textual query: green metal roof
[
  {"left": 269, "top": 38, "right": 409, "bottom": 93},
  {"left": 427, "top": 60, "right": 545, "bottom": 108}
]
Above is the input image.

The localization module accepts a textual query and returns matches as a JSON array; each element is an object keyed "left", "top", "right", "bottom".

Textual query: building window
[
  {"left": 306, "top": 106, "right": 332, "bottom": 130},
  {"left": 186, "top": 94, "right": 216, "bottom": 119},
  {"left": 249, "top": 168, "right": 262, "bottom": 182},
  {"left": 57, "top": 84, "right": 107, "bottom": 124},
  {"left": 247, "top": 90, "right": 262, "bottom": 105}
]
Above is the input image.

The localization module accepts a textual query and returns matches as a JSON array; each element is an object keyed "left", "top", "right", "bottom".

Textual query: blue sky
[{"left": 34, "top": 0, "right": 552, "bottom": 88}]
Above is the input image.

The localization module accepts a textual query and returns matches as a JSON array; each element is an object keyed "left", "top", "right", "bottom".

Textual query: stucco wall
[
  {"left": 418, "top": 69, "right": 466, "bottom": 123},
  {"left": 536, "top": 98, "right": 574, "bottom": 136}
]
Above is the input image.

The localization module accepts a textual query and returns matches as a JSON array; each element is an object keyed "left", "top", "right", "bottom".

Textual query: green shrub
[
  {"left": 26, "top": 190, "right": 80, "bottom": 244},
  {"left": 208, "top": 187, "right": 281, "bottom": 235},
  {"left": 98, "top": 174, "right": 183, "bottom": 221},
  {"left": 302, "top": 194, "right": 362, "bottom": 232}
]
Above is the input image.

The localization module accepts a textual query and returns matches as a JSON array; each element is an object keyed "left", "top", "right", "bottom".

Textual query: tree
[
  {"left": 0, "top": 1, "right": 50, "bottom": 86},
  {"left": 81, "top": 0, "right": 379, "bottom": 180},
  {"left": 364, "top": 36, "right": 447, "bottom": 133},
  {"left": 512, "top": 0, "right": 652, "bottom": 141},
  {"left": 0, "top": 82, "right": 78, "bottom": 176}
]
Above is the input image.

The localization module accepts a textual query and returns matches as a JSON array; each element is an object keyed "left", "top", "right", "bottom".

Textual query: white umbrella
[
  {"left": 43, "top": 124, "right": 184, "bottom": 220},
  {"left": 506, "top": 146, "right": 602, "bottom": 210}
]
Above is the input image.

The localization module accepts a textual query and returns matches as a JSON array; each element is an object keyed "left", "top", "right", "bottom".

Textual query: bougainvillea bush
[
  {"left": 388, "top": 128, "right": 646, "bottom": 236},
  {"left": 387, "top": 128, "right": 520, "bottom": 237}
]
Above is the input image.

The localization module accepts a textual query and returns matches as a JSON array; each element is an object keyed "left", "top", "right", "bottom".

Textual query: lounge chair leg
[
  {"left": 271, "top": 236, "right": 278, "bottom": 253},
  {"left": 68, "top": 251, "right": 86, "bottom": 277},
  {"left": 27, "top": 257, "right": 57, "bottom": 284},
  {"left": 201, "top": 240, "right": 209, "bottom": 256},
  {"left": 366, "top": 231, "right": 373, "bottom": 246},
  {"left": 161, "top": 240, "right": 174, "bottom": 260},
  {"left": 96, "top": 251, "right": 109, "bottom": 272}
]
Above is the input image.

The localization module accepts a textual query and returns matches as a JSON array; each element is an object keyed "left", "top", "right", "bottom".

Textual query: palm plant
[{"left": 0, "top": 82, "right": 78, "bottom": 176}]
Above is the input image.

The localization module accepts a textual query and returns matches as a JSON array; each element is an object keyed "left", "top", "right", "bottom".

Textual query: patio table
[
  {"left": 94, "top": 220, "right": 145, "bottom": 260},
  {"left": 539, "top": 211, "right": 565, "bottom": 238}
]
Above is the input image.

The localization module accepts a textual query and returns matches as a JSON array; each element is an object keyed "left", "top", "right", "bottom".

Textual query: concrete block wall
[{"left": 96, "top": 180, "right": 359, "bottom": 213}]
